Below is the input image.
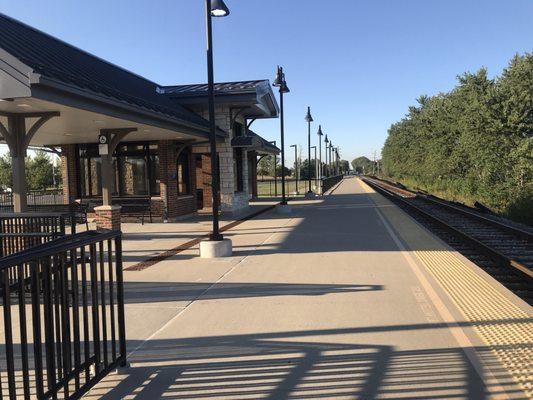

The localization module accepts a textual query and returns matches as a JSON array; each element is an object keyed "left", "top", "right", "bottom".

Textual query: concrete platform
[{"left": 84, "top": 177, "right": 532, "bottom": 399}]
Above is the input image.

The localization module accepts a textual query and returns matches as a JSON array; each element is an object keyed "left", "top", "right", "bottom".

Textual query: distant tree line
[
  {"left": 257, "top": 156, "right": 350, "bottom": 180},
  {"left": 351, "top": 156, "right": 375, "bottom": 174},
  {"left": 0, "top": 151, "right": 61, "bottom": 191},
  {"left": 381, "top": 53, "right": 533, "bottom": 224}
]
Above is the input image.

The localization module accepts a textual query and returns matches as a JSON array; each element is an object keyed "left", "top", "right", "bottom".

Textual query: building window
[
  {"left": 177, "top": 151, "right": 190, "bottom": 195},
  {"left": 78, "top": 142, "right": 160, "bottom": 198}
]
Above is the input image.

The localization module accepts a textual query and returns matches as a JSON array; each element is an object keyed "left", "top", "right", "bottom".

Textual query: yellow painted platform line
[{"left": 358, "top": 178, "right": 533, "bottom": 399}]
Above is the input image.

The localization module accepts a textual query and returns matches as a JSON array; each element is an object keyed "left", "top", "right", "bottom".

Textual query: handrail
[{"left": 0, "top": 230, "right": 120, "bottom": 269}]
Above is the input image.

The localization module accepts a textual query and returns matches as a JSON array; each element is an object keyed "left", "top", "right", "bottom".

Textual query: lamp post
[
  {"left": 311, "top": 145, "right": 317, "bottom": 191},
  {"left": 335, "top": 147, "right": 339, "bottom": 175},
  {"left": 200, "top": 0, "right": 231, "bottom": 258},
  {"left": 273, "top": 66, "right": 290, "bottom": 210},
  {"left": 328, "top": 141, "right": 333, "bottom": 177},
  {"left": 268, "top": 140, "right": 277, "bottom": 197},
  {"left": 290, "top": 144, "right": 298, "bottom": 195},
  {"left": 324, "top": 135, "right": 329, "bottom": 177},
  {"left": 305, "top": 107, "right": 313, "bottom": 195},
  {"left": 317, "top": 126, "right": 323, "bottom": 189}
]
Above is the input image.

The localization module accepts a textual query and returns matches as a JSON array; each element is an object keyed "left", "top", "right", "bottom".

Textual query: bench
[{"left": 114, "top": 196, "right": 152, "bottom": 224}]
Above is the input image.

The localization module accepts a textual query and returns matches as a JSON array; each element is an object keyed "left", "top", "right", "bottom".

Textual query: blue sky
[{"left": 1, "top": 0, "right": 532, "bottom": 163}]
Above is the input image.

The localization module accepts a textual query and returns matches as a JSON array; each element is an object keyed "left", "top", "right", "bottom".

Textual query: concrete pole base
[
  {"left": 276, "top": 204, "right": 292, "bottom": 215},
  {"left": 200, "top": 239, "right": 233, "bottom": 258}
]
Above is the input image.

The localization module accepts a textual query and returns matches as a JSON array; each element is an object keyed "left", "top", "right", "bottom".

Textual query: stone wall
[{"left": 191, "top": 105, "right": 251, "bottom": 214}]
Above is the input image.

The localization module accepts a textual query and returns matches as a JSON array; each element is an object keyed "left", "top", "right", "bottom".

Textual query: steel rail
[{"left": 363, "top": 177, "right": 533, "bottom": 280}]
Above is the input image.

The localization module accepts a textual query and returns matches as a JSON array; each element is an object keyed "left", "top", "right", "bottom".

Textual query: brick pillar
[
  {"left": 61, "top": 144, "right": 78, "bottom": 204},
  {"left": 94, "top": 205, "right": 121, "bottom": 231},
  {"left": 158, "top": 141, "right": 178, "bottom": 219}
]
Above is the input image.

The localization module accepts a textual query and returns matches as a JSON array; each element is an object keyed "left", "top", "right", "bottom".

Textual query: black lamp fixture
[
  {"left": 273, "top": 66, "right": 290, "bottom": 205},
  {"left": 305, "top": 107, "right": 313, "bottom": 194},
  {"left": 205, "top": 0, "right": 230, "bottom": 241},
  {"left": 210, "top": 0, "right": 230, "bottom": 16},
  {"left": 317, "top": 125, "right": 324, "bottom": 183}
]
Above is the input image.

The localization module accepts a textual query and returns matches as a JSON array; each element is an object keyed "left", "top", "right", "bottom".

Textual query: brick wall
[
  {"left": 158, "top": 141, "right": 198, "bottom": 220},
  {"left": 60, "top": 144, "right": 78, "bottom": 204}
]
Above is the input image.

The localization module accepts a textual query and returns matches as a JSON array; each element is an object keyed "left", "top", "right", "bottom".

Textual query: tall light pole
[
  {"left": 290, "top": 144, "right": 298, "bottom": 195},
  {"left": 200, "top": 0, "right": 231, "bottom": 257},
  {"left": 317, "top": 126, "right": 323, "bottom": 182},
  {"left": 324, "top": 135, "right": 329, "bottom": 177},
  {"left": 329, "top": 139, "right": 334, "bottom": 176},
  {"left": 317, "top": 125, "right": 323, "bottom": 193},
  {"left": 273, "top": 66, "right": 290, "bottom": 206},
  {"left": 269, "top": 140, "right": 277, "bottom": 197},
  {"left": 311, "top": 145, "right": 317, "bottom": 191},
  {"left": 305, "top": 107, "right": 313, "bottom": 194}
]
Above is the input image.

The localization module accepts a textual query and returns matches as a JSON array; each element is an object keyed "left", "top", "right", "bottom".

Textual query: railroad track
[{"left": 362, "top": 176, "right": 533, "bottom": 304}]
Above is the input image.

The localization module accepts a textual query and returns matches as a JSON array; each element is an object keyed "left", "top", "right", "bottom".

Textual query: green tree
[
  {"left": 351, "top": 156, "right": 374, "bottom": 174},
  {"left": 339, "top": 160, "right": 350, "bottom": 173},
  {"left": 381, "top": 52, "right": 533, "bottom": 224},
  {"left": 257, "top": 155, "right": 275, "bottom": 178},
  {"left": 0, "top": 154, "right": 12, "bottom": 190},
  {"left": 26, "top": 151, "right": 55, "bottom": 190},
  {"left": 300, "top": 159, "right": 317, "bottom": 180}
]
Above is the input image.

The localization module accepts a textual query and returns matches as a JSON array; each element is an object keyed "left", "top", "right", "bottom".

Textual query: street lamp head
[
  {"left": 305, "top": 106, "right": 313, "bottom": 122},
  {"left": 210, "top": 0, "right": 230, "bottom": 17},
  {"left": 273, "top": 66, "right": 290, "bottom": 93},
  {"left": 325, "top": 134, "right": 329, "bottom": 144},
  {"left": 273, "top": 66, "right": 283, "bottom": 86},
  {"left": 317, "top": 125, "right": 323, "bottom": 136},
  {"left": 290, "top": 144, "right": 297, "bottom": 148}
]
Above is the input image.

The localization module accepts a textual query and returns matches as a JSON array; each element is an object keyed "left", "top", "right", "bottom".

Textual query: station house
[{"left": 0, "top": 13, "right": 279, "bottom": 229}]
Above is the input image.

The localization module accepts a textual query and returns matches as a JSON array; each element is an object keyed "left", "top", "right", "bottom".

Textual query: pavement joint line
[
  {"left": 124, "top": 203, "right": 278, "bottom": 271},
  {"left": 125, "top": 213, "right": 296, "bottom": 359},
  {"left": 360, "top": 177, "right": 530, "bottom": 399}
]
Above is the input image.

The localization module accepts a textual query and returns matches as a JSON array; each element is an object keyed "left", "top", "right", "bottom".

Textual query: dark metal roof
[
  {"left": 0, "top": 12, "right": 212, "bottom": 132},
  {"left": 230, "top": 129, "right": 278, "bottom": 155},
  {"left": 248, "top": 130, "right": 280, "bottom": 155},
  {"left": 160, "top": 80, "right": 267, "bottom": 97}
]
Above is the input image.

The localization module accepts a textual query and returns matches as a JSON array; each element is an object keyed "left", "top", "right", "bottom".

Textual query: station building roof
[{"left": 0, "top": 12, "right": 277, "bottom": 149}]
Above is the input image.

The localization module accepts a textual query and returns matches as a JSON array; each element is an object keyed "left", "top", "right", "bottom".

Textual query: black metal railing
[
  {"left": 0, "top": 213, "right": 67, "bottom": 258},
  {"left": 0, "top": 189, "right": 63, "bottom": 208},
  {"left": 0, "top": 230, "right": 126, "bottom": 400},
  {"left": 321, "top": 175, "right": 344, "bottom": 193},
  {"left": 257, "top": 178, "right": 309, "bottom": 197}
]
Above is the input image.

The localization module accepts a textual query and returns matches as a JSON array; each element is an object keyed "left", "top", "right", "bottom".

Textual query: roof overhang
[
  {"left": 231, "top": 131, "right": 280, "bottom": 156},
  {"left": 0, "top": 58, "right": 227, "bottom": 146},
  {"left": 162, "top": 80, "right": 279, "bottom": 120}
]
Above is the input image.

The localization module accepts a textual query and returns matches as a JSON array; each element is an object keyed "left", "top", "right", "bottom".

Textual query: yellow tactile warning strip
[
  {"left": 358, "top": 178, "right": 533, "bottom": 398},
  {"left": 416, "top": 250, "right": 532, "bottom": 398}
]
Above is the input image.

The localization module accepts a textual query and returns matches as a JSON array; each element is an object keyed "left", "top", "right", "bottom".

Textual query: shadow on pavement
[{"left": 84, "top": 321, "right": 529, "bottom": 400}]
